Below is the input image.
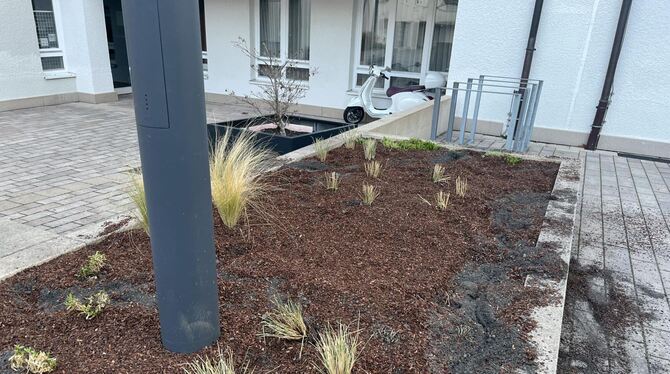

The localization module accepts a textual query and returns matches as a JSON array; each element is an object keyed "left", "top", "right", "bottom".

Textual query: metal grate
[
  {"left": 41, "top": 56, "right": 64, "bottom": 70},
  {"left": 33, "top": 10, "right": 59, "bottom": 49}
]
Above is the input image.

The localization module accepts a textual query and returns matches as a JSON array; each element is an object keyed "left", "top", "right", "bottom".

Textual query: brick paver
[
  {"left": 439, "top": 132, "right": 670, "bottom": 372},
  {"left": 0, "top": 96, "right": 257, "bottom": 279}
]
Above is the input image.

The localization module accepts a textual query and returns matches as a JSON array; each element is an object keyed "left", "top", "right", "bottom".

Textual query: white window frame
[
  {"left": 352, "top": 0, "right": 453, "bottom": 92},
  {"left": 253, "top": 0, "right": 311, "bottom": 83},
  {"left": 32, "top": 0, "right": 68, "bottom": 74}
]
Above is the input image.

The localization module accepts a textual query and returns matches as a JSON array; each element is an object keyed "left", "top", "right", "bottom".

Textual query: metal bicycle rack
[{"left": 430, "top": 75, "right": 543, "bottom": 153}]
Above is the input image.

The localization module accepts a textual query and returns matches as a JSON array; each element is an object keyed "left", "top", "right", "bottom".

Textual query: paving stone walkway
[
  {"left": 439, "top": 132, "right": 670, "bottom": 373},
  {"left": 0, "top": 96, "right": 257, "bottom": 279}
]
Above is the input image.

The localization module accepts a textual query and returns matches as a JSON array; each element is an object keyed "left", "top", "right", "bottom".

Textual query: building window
[
  {"left": 31, "top": 0, "right": 65, "bottom": 71},
  {"left": 256, "top": 0, "right": 311, "bottom": 81},
  {"left": 355, "top": 0, "right": 458, "bottom": 90},
  {"left": 199, "top": 0, "right": 208, "bottom": 78}
]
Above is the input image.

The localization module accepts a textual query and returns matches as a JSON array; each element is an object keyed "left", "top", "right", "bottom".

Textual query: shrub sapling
[
  {"left": 77, "top": 251, "right": 106, "bottom": 279},
  {"left": 65, "top": 291, "right": 110, "bottom": 320},
  {"left": 9, "top": 345, "right": 57, "bottom": 374}
]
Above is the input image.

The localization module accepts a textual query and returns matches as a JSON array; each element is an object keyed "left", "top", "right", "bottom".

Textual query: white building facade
[{"left": 1, "top": 0, "right": 668, "bottom": 157}]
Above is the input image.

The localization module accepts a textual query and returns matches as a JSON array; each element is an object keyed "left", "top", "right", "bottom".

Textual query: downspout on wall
[
  {"left": 585, "top": 0, "right": 633, "bottom": 150},
  {"left": 514, "top": 0, "right": 544, "bottom": 138}
]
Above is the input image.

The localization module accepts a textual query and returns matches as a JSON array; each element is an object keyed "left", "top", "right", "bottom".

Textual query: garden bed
[{"left": 1, "top": 144, "right": 567, "bottom": 373}]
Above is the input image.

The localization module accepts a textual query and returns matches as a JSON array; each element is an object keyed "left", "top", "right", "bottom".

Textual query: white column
[{"left": 59, "top": 0, "right": 116, "bottom": 102}]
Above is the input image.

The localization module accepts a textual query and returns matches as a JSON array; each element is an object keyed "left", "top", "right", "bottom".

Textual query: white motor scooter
[{"left": 343, "top": 65, "right": 446, "bottom": 124}]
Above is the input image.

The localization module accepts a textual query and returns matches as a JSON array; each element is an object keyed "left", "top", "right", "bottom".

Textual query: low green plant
[
  {"left": 364, "top": 161, "right": 382, "bottom": 178},
  {"left": 435, "top": 191, "right": 450, "bottom": 210},
  {"left": 314, "top": 322, "right": 362, "bottom": 374},
  {"left": 381, "top": 137, "right": 440, "bottom": 151},
  {"left": 260, "top": 297, "right": 308, "bottom": 357},
  {"left": 455, "top": 176, "right": 468, "bottom": 198},
  {"left": 77, "top": 251, "right": 106, "bottom": 278},
  {"left": 484, "top": 150, "right": 523, "bottom": 165},
  {"left": 314, "top": 138, "right": 329, "bottom": 162},
  {"left": 360, "top": 184, "right": 379, "bottom": 206},
  {"left": 432, "top": 164, "right": 449, "bottom": 183},
  {"left": 183, "top": 346, "right": 253, "bottom": 374},
  {"left": 9, "top": 345, "right": 57, "bottom": 373},
  {"left": 128, "top": 172, "right": 149, "bottom": 235},
  {"left": 210, "top": 130, "right": 272, "bottom": 229},
  {"left": 324, "top": 172, "right": 341, "bottom": 191},
  {"left": 342, "top": 131, "right": 359, "bottom": 150},
  {"left": 65, "top": 291, "right": 110, "bottom": 320},
  {"left": 363, "top": 139, "right": 377, "bottom": 160}
]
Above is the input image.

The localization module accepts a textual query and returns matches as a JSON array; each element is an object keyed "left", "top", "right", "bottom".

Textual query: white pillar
[{"left": 59, "top": 0, "right": 116, "bottom": 103}]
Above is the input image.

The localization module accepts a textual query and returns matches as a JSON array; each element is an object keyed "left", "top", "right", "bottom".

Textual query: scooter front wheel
[{"left": 343, "top": 107, "right": 365, "bottom": 124}]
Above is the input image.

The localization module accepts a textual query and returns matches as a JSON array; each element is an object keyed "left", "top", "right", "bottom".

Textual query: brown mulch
[{"left": 0, "top": 146, "right": 561, "bottom": 373}]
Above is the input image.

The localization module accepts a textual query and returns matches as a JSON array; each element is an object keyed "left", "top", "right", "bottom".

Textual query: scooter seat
[{"left": 386, "top": 85, "right": 426, "bottom": 97}]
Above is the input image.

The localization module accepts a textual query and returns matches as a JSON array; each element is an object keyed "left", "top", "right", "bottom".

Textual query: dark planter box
[{"left": 207, "top": 115, "right": 355, "bottom": 155}]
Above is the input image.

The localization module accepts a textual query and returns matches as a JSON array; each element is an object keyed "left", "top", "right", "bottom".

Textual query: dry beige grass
[
  {"left": 432, "top": 164, "right": 449, "bottom": 183},
  {"left": 210, "top": 130, "right": 272, "bottom": 229},
  {"left": 363, "top": 139, "right": 377, "bottom": 160},
  {"left": 324, "top": 172, "right": 341, "bottom": 191},
  {"left": 183, "top": 346, "right": 253, "bottom": 374},
  {"left": 9, "top": 345, "right": 57, "bottom": 373},
  {"left": 360, "top": 184, "right": 380, "bottom": 206},
  {"left": 260, "top": 297, "right": 308, "bottom": 357},
  {"left": 342, "top": 131, "right": 359, "bottom": 149},
  {"left": 128, "top": 173, "right": 149, "bottom": 235},
  {"left": 314, "top": 138, "right": 329, "bottom": 162},
  {"left": 435, "top": 191, "right": 450, "bottom": 210},
  {"left": 364, "top": 161, "right": 382, "bottom": 178},
  {"left": 456, "top": 176, "right": 468, "bottom": 198},
  {"left": 314, "top": 322, "right": 362, "bottom": 374}
]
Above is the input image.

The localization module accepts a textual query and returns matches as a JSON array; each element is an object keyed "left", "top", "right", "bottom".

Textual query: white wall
[
  {"left": 0, "top": 0, "right": 75, "bottom": 101},
  {"left": 203, "top": 0, "right": 356, "bottom": 110},
  {"left": 447, "top": 0, "right": 670, "bottom": 153}
]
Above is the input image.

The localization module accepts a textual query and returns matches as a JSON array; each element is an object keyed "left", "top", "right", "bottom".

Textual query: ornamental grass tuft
[
  {"left": 9, "top": 345, "right": 57, "bottom": 374},
  {"left": 314, "top": 322, "right": 362, "bottom": 374},
  {"left": 128, "top": 172, "right": 149, "bottom": 235},
  {"left": 183, "top": 346, "right": 253, "bottom": 374},
  {"left": 210, "top": 130, "right": 272, "bottom": 229}
]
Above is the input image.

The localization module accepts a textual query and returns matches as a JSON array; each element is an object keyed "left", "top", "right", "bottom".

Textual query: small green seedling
[
  {"left": 324, "top": 172, "right": 341, "bottom": 191},
  {"left": 9, "top": 345, "right": 57, "bottom": 373},
  {"left": 363, "top": 139, "right": 377, "bottom": 160},
  {"left": 360, "top": 184, "right": 380, "bottom": 206},
  {"left": 65, "top": 291, "right": 110, "bottom": 320},
  {"left": 364, "top": 161, "right": 383, "bottom": 178},
  {"left": 77, "top": 251, "right": 106, "bottom": 278},
  {"left": 484, "top": 150, "right": 523, "bottom": 165},
  {"left": 314, "top": 138, "right": 329, "bottom": 162},
  {"left": 381, "top": 137, "right": 440, "bottom": 151}
]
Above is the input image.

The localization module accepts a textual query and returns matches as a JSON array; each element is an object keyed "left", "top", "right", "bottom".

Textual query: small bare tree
[{"left": 232, "top": 38, "right": 316, "bottom": 136}]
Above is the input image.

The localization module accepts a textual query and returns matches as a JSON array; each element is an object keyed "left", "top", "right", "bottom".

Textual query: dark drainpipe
[
  {"left": 586, "top": 0, "right": 633, "bottom": 150},
  {"left": 514, "top": 0, "right": 544, "bottom": 137}
]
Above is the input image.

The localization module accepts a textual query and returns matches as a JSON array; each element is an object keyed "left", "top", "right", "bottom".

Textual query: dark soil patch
[
  {"left": 0, "top": 146, "right": 560, "bottom": 373},
  {"left": 557, "top": 260, "right": 651, "bottom": 373},
  {"left": 98, "top": 216, "right": 131, "bottom": 237}
]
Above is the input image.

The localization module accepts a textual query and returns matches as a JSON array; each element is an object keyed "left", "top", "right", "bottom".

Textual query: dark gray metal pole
[{"left": 121, "top": 0, "right": 220, "bottom": 353}]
